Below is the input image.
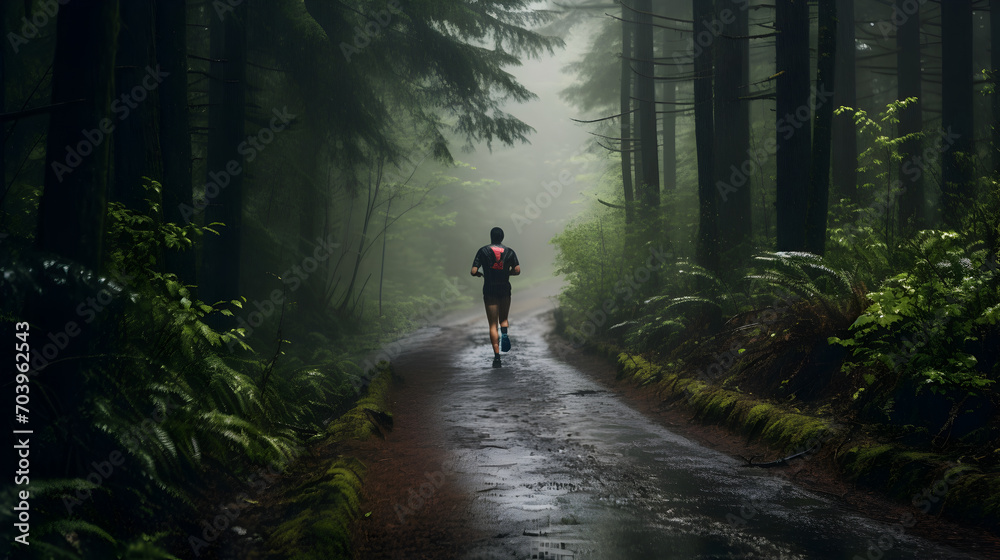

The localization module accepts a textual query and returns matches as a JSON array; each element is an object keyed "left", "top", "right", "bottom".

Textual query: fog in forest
[
  {"left": 385, "top": 18, "right": 598, "bottom": 292},
  {"left": 3, "top": 0, "right": 1000, "bottom": 558}
]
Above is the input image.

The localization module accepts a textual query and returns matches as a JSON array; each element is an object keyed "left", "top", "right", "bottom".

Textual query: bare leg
[
  {"left": 485, "top": 301, "right": 500, "bottom": 354},
  {"left": 499, "top": 296, "right": 511, "bottom": 329}
]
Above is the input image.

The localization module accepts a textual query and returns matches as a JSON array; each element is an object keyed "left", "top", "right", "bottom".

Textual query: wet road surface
[{"left": 360, "top": 286, "right": 983, "bottom": 559}]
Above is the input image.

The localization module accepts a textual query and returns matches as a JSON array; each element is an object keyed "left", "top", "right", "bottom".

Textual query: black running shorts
[{"left": 483, "top": 292, "right": 511, "bottom": 306}]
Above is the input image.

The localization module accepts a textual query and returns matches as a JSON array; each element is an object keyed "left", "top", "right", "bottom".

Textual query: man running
[{"left": 471, "top": 227, "right": 520, "bottom": 368}]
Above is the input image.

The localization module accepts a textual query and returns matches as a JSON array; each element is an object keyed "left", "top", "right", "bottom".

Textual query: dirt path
[
  {"left": 350, "top": 324, "right": 486, "bottom": 559},
  {"left": 349, "top": 286, "right": 999, "bottom": 559}
]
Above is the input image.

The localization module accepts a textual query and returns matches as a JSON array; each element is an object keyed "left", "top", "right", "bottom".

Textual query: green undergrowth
[
  {"left": 604, "top": 344, "right": 1000, "bottom": 532},
  {"left": 261, "top": 364, "right": 395, "bottom": 560}
]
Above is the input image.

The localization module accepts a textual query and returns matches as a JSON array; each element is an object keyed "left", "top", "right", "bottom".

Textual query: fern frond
[{"left": 663, "top": 296, "right": 723, "bottom": 312}]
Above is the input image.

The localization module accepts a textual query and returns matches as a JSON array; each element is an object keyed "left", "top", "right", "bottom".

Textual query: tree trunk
[
  {"left": 634, "top": 0, "right": 659, "bottom": 225},
  {"left": 157, "top": 0, "right": 196, "bottom": 283},
  {"left": 992, "top": 0, "right": 1000, "bottom": 175},
  {"left": 33, "top": 0, "right": 119, "bottom": 478},
  {"left": 202, "top": 2, "right": 247, "bottom": 308},
  {"left": 112, "top": 0, "right": 161, "bottom": 212},
  {"left": 896, "top": 0, "right": 923, "bottom": 232},
  {"left": 832, "top": 0, "right": 857, "bottom": 203},
  {"left": 693, "top": 0, "right": 718, "bottom": 271},
  {"left": 339, "top": 160, "right": 381, "bottom": 312},
  {"left": 621, "top": 2, "right": 634, "bottom": 224},
  {"left": 714, "top": 0, "right": 750, "bottom": 253},
  {"left": 775, "top": 0, "right": 811, "bottom": 251},
  {"left": 38, "top": 3, "right": 118, "bottom": 269},
  {"left": 940, "top": 0, "right": 973, "bottom": 229},
  {"left": 660, "top": 80, "right": 676, "bottom": 194},
  {"left": 658, "top": 6, "right": 676, "bottom": 194},
  {"left": 298, "top": 150, "right": 327, "bottom": 309},
  {"left": 0, "top": 17, "right": 5, "bottom": 195},
  {"left": 632, "top": 38, "right": 643, "bottom": 198},
  {"left": 806, "top": 0, "right": 837, "bottom": 255},
  {"left": 379, "top": 196, "right": 391, "bottom": 316}
]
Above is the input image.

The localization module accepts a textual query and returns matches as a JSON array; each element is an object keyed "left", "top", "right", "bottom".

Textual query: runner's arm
[
  {"left": 510, "top": 265, "right": 520, "bottom": 276},
  {"left": 471, "top": 249, "right": 483, "bottom": 276}
]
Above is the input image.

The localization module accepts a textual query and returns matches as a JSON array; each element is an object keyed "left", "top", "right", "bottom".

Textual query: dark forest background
[{"left": 1, "top": 0, "right": 999, "bottom": 557}]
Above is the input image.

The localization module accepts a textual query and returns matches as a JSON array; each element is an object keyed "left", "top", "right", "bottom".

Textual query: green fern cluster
[
  {"left": 618, "top": 252, "right": 863, "bottom": 355},
  {"left": 745, "top": 251, "right": 864, "bottom": 324},
  {"left": 4, "top": 184, "right": 361, "bottom": 559},
  {"left": 619, "top": 260, "right": 741, "bottom": 351}
]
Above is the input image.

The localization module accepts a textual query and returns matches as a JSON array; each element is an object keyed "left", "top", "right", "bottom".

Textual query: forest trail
[{"left": 348, "top": 283, "right": 988, "bottom": 559}]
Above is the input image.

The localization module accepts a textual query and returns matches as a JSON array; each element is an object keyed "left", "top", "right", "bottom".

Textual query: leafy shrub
[{"left": 831, "top": 230, "right": 999, "bottom": 396}]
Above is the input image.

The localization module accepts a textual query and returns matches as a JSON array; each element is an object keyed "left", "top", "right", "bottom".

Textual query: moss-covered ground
[{"left": 255, "top": 363, "right": 395, "bottom": 559}]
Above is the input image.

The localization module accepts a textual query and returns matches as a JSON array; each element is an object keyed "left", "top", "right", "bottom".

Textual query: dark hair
[{"left": 490, "top": 227, "right": 504, "bottom": 244}]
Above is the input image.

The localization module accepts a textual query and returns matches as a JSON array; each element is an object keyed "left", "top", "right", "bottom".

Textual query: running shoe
[
  {"left": 492, "top": 356, "right": 502, "bottom": 368},
  {"left": 501, "top": 332, "right": 511, "bottom": 352}
]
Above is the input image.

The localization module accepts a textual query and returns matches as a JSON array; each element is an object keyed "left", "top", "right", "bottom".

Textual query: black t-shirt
[{"left": 472, "top": 244, "right": 519, "bottom": 296}]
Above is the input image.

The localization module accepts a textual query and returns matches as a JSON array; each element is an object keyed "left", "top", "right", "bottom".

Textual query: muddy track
[{"left": 349, "top": 286, "right": 994, "bottom": 559}]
